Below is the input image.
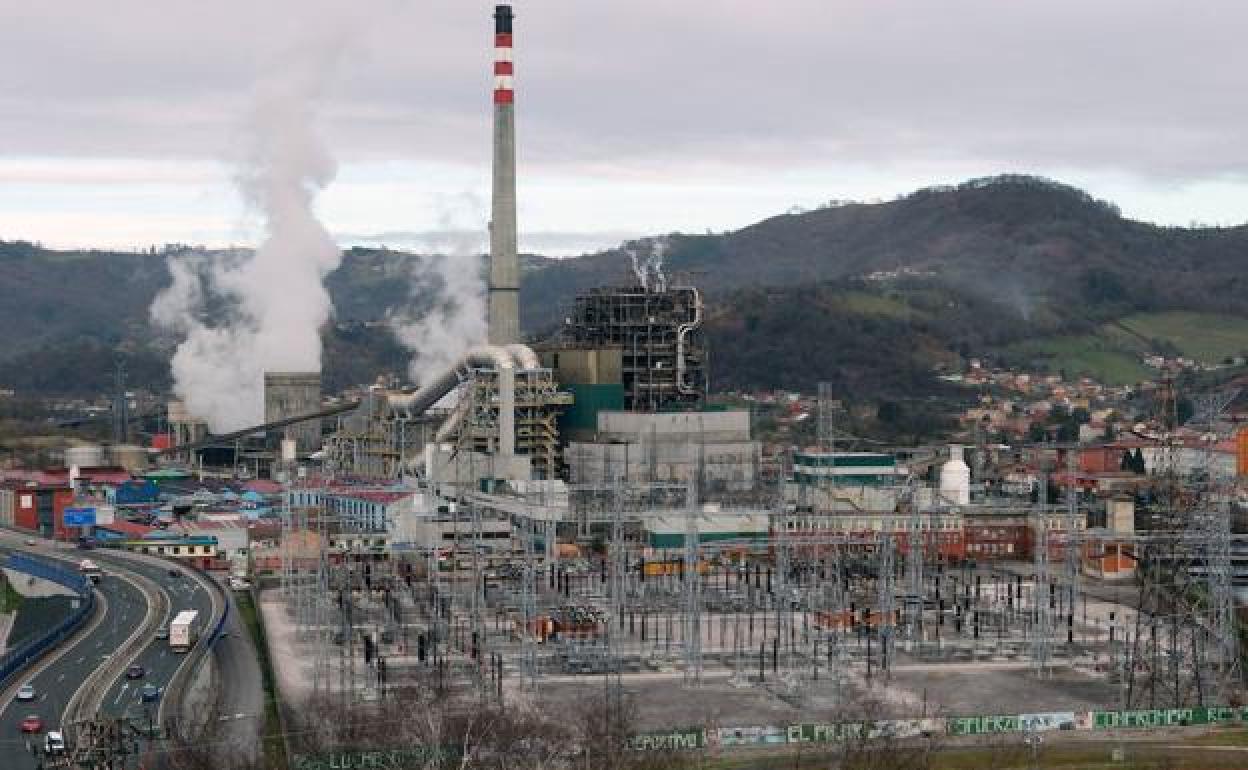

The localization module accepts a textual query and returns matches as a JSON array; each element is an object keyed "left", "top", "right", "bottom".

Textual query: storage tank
[
  {"left": 109, "top": 444, "right": 150, "bottom": 473},
  {"left": 65, "top": 444, "right": 104, "bottom": 468},
  {"left": 939, "top": 444, "right": 971, "bottom": 506}
]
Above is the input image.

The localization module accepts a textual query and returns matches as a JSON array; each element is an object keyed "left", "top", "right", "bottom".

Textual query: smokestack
[{"left": 488, "top": 3, "right": 519, "bottom": 346}]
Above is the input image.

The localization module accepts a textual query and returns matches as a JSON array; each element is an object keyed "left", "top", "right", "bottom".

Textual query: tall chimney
[{"left": 488, "top": 4, "right": 519, "bottom": 346}]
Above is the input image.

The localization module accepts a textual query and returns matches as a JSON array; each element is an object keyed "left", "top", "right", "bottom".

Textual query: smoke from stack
[
  {"left": 625, "top": 235, "right": 670, "bottom": 292},
  {"left": 389, "top": 222, "right": 488, "bottom": 385},
  {"left": 150, "top": 30, "right": 349, "bottom": 432},
  {"left": 488, "top": 3, "right": 520, "bottom": 346}
]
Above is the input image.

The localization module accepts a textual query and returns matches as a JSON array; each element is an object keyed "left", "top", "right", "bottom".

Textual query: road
[
  {"left": 211, "top": 585, "right": 264, "bottom": 763},
  {"left": 0, "top": 549, "right": 147, "bottom": 769},
  {"left": 0, "top": 537, "right": 221, "bottom": 770},
  {"left": 90, "top": 554, "right": 215, "bottom": 730}
]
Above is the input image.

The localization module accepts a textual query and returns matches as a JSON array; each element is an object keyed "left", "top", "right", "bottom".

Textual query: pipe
[
  {"left": 505, "top": 343, "right": 540, "bottom": 370},
  {"left": 676, "top": 287, "right": 703, "bottom": 395},
  {"left": 385, "top": 345, "right": 515, "bottom": 457}
]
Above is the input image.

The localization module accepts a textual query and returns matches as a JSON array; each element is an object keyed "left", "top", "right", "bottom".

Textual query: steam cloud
[
  {"left": 388, "top": 219, "right": 488, "bottom": 386},
  {"left": 151, "top": 32, "right": 348, "bottom": 432},
  {"left": 624, "top": 235, "right": 670, "bottom": 292}
]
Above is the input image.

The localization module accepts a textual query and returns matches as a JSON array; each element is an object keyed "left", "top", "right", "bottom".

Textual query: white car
[
  {"left": 15, "top": 684, "right": 35, "bottom": 702},
  {"left": 45, "top": 730, "right": 65, "bottom": 755}
]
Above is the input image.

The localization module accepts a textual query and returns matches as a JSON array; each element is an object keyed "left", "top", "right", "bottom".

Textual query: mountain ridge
[{"left": 6, "top": 174, "right": 1248, "bottom": 398}]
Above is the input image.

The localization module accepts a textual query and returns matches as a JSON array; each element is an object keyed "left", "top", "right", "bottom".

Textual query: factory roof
[
  {"left": 645, "top": 511, "right": 770, "bottom": 536},
  {"left": 95, "top": 521, "right": 154, "bottom": 538},
  {"left": 327, "top": 489, "right": 413, "bottom": 504}
]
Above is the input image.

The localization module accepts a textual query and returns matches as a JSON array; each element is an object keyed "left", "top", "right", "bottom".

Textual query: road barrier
[
  {"left": 629, "top": 705, "right": 1248, "bottom": 751},
  {"left": 159, "top": 558, "right": 228, "bottom": 754},
  {"left": 0, "top": 553, "right": 95, "bottom": 687}
]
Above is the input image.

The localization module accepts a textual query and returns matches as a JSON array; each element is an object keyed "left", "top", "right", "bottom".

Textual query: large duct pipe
[
  {"left": 505, "top": 343, "right": 540, "bottom": 370},
  {"left": 386, "top": 345, "right": 515, "bottom": 456},
  {"left": 488, "top": 4, "right": 520, "bottom": 346},
  {"left": 676, "top": 287, "right": 703, "bottom": 395}
]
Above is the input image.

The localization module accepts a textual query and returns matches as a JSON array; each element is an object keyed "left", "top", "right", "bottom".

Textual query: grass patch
[
  {"left": 0, "top": 574, "right": 24, "bottom": 613},
  {"left": 236, "top": 591, "right": 288, "bottom": 770},
  {"left": 1004, "top": 334, "right": 1153, "bottom": 385},
  {"left": 835, "top": 291, "right": 922, "bottom": 319},
  {"left": 1119, "top": 312, "right": 1248, "bottom": 364},
  {"left": 1000, "top": 311, "right": 1248, "bottom": 384}
]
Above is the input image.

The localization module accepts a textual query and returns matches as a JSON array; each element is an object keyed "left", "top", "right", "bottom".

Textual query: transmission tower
[
  {"left": 817, "top": 381, "right": 836, "bottom": 450},
  {"left": 1032, "top": 465, "right": 1053, "bottom": 677},
  {"left": 1190, "top": 388, "right": 1241, "bottom": 703},
  {"left": 876, "top": 534, "right": 896, "bottom": 676},
  {"left": 111, "top": 357, "right": 129, "bottom": 445},
  {"left": 901, "top": 478, "right": 925, "bottom": 645}
]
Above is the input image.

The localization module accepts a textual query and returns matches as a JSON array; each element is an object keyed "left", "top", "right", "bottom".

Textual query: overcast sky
[{"left": 2, "top": 1, "right": 1246, "bottom": 254}]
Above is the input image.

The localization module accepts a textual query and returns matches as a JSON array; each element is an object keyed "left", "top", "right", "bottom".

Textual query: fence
[
  {"left": 630, "top": 705, "right": 1248, "bottom": 752},
  {"left": 0, "top": 553, "right": 95, "bottom": 686}
]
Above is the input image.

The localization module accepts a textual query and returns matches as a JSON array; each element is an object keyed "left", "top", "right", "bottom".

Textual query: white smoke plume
[
  {"left": 388, "top": 219, "right": 488, "bottom": 387},
  {"left": 150, "top": 30, "right": 350, "bottom": 432},
  {"left": 624, "top": 235, "right": 670, "bottom": 292}
]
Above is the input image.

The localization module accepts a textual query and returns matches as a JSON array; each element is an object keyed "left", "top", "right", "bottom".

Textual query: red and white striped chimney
[
  {"left": 488, "top": 4, "right": 519, "bottom": 346},
  {"left": 493, "top": 6, "right": 514, "bottom": 105}
]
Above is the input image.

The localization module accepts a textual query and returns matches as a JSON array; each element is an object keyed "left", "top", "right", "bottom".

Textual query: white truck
[
  {"left": 169, "top": 609, "right": 199, "bottom": 653},
  {"left": 79, "top": 559, "right": 102, "bottom": 583}
]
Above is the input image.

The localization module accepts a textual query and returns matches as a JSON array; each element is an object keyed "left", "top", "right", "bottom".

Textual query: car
[
  {"left": 139, "top": 684, "right": 161, "bottom": 703},
  {"left": 23, "top": 538, "right": 37, "bottom": 546},
  {"left": 44, "top": 730, "right": 65, "bottom": 755},
  {"left": 125, "top": 664, "right": 145, "bottom": 680},
  {"left": 19, "top": 714, "right": 43, "bottom": 733},
  {"left": 155, "top": 626, "right": 169, "bottom": 640},
  {"left": 15, "top": 684, "right": 35, "bottom": 702},
  {"left": 167, "top": 568, "right": 180, "bottom": 577}
]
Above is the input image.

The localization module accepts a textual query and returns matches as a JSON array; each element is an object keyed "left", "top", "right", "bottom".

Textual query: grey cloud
[
  {"left": 336, "top": 229, "right": 642, "bottom": 258},
  {"left": 2, "top": 1, "right": 1247, "bottom": 181}
]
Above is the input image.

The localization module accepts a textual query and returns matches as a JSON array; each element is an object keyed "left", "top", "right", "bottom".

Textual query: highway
[
  {"left": 211, "top": 586, "right": 263, "bottom": 764},
  {"left": 90, "top": 554, "right": 216, "bottom": 728},
  {"left": 0, "top": 538, "right": 221, "bottom": 769},
  {"left": 0, "top": 548, "right": 146, "bottom": 769}
]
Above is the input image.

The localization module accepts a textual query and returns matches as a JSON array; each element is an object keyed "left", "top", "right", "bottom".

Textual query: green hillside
[
  {"left": 7, "top": 175, "right": 1248, "bottom": 400},
  {"left": 998, "top": 311, "right": 1248, "bottom": 385},
  {"left": 1118, "top": 312, "right": 1248, "bottom": 364}
]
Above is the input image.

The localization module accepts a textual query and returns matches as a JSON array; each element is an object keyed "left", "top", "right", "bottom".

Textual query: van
[{"left": 45, "top": 731, "right": 65, "bottom": 755}]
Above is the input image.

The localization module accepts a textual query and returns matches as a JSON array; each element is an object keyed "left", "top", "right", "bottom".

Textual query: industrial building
[
  {"left": 540, "top": 284, "right": 706, "bottom": 417},
  {"left": 264, "top": 371, "right": 323, "bottom": 454}
]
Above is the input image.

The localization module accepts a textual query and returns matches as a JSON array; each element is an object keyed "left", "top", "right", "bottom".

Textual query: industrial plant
[{"left": 6, "top": 3, "right": 1248, "bottom": 769}]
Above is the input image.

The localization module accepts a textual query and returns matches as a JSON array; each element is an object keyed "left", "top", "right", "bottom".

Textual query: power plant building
[
  {"left": 542, "top": 286, "right": 706, "bottom": 417},
  {"left": 264, "top": 372, "right": 323, "bottom": 455}
]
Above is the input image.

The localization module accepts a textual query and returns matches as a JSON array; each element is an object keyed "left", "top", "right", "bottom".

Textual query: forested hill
[
  {"left": 521, "top": 175, "right": 1248, "bottom": 332},
  {"left": 5, "top": 175, "right": 1248, "bottom": 397}
]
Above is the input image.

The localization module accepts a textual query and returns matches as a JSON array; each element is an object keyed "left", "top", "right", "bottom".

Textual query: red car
[{"left": 19, "top": 714, "right": 43, "bottom": 733}]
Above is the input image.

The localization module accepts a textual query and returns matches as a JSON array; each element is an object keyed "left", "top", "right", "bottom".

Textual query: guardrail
[
  {"left": 63, "top": 565, "right": 165, "bottom": 739},
  {"left": 159, "top": 559, "right": 228, "bottom": 742},
  {"left": 0, "top": 553, "right": 96, "bottom": 687}
]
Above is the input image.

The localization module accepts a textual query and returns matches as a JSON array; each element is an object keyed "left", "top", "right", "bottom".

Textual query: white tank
[
  {"left": 939, "top": 444, "right": 971, "bottom": 506},
  {"left": 109, "top": 444, "right": 149, "bottom": 472},
  {"left": 65, "top": 445, "right": 104, "bottom": 468}
]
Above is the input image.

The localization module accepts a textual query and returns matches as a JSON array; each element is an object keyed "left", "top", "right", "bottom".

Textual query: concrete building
[
  {"left": 264, "top": 371, "right": 322, "bottom": 454},
  {"left": 566, "top": 410, "right": 761, "bottom": 499},
  {"left": 541, "top": 284, "right": 706, "bottom": 415},
  {"left": 167, "top": 399, "right": 208, "bottom": 448}
]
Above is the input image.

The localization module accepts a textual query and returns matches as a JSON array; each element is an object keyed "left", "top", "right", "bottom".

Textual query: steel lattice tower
[
  {"left": 877, "top": 534, "right": 896, "bottom": 676},
  {"left": 1032, "top": 467, "right": 1053, "bottom": 677}
]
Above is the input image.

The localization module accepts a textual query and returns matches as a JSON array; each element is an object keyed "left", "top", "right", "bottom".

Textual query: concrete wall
[
  {"left": 264, "top": 372, "right": 322, "bottom": 453},
  {"left": 597, "top": 410, "right": 751, "bottom": 443}
]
